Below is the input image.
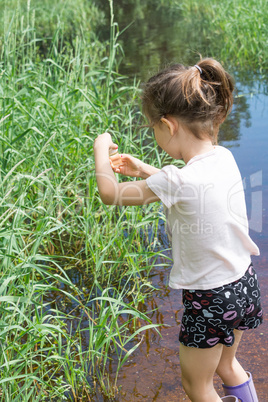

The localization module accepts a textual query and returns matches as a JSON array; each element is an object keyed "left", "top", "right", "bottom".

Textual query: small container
[
  {"left": 109, "top": 148, "right": 119, "bottom": 157},
  {"left": 109, "top": 147, "right": 121, "bottom": 168}
]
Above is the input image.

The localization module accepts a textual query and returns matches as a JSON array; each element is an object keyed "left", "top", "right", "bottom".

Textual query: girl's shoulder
[{"left": 185, "top": 146, "right": 237, "bottom": 173}]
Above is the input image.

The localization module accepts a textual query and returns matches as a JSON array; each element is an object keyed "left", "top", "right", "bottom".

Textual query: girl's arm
[{"left": 93, "top": 133, "right": 160, "bottom": 206}]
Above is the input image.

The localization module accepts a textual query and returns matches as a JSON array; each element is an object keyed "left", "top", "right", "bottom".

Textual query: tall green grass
[
  {"left": 0, "top": 0, "right": 166, "bottom": 399},
  {"left": 162, "top": 0, "right": 268, "bottom": 75}
]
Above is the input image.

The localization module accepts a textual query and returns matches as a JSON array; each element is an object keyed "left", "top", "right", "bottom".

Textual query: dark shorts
[{"left": 179, "top": 263, "right": 263, "bottom": 348}]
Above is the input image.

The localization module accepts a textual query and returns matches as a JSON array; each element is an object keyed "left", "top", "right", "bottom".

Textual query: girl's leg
[
  {"left": 217, "top": 330, "right": 259, "bottom": 401},
  {"left": 180, "top": 342, "right": 223, "bottom": 402},
  {"left": 216, "top": 329, "right": 248, "bottom": 386}
]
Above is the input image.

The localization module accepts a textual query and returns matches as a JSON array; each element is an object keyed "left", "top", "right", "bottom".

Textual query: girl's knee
[
  {"left": 181, "top": 376, "right": 196, "bottom": 400},
  {"left": 216, "top": 357, "right": 248, "bottom": 386},
  {"left": 181, "top": 374, "right": 191, "bottom": 394},
  {"left": 216, "top": 357, "right": 234, "bottom": 378},
  {"left": 181, "top": 376, "right": 217, "bottom": 402},
  {"left": 216, "top": 362, "right": 229, "bottom": 379}
]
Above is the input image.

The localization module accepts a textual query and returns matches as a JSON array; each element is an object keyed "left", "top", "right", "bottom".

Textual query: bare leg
[
  {"left": 216, "top": 329, "right": 248, "bottom": 386},
  {"left": 180, "top": 342, "right": 223, "bottom": 402}
]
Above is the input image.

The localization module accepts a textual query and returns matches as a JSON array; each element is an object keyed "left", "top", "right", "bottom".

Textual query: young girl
[{"left": 93, "top": 58, "right": 263, "bottom": 402}]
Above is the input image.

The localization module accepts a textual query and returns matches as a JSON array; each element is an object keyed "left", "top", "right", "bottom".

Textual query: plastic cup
[{"left": 109, "top": 148, "right": 121, "bottom": 167}]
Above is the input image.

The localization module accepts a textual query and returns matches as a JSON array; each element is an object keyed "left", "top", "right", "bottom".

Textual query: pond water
[{"left": 94, "top": 1, "right": 268, "bottom": 400}]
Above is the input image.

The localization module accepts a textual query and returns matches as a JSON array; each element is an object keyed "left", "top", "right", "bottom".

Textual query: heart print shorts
[{"left": 179, "top": 263, "right": 263, "bottom": 348}]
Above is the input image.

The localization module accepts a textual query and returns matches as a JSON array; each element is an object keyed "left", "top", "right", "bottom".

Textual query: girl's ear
[{"left": 160, "top": 116, "right": 179, "bottom": 136}]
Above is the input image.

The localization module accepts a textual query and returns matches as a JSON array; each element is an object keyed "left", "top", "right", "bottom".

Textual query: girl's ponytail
[{"left": 197, "top": 58, "right": 234, "bottom": 119}]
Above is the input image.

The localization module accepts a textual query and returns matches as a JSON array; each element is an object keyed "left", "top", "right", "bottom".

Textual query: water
[{"left": 94, "top": 1, "right": 268, "bottom": 400}]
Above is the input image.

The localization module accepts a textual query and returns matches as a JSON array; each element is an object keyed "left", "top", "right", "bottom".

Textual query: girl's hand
[
  {"left": 94, "top": 132, "right": 118, "bottom": 154},
  {"left": 110, "top": 154, "right": 143, "bottom": 177}
]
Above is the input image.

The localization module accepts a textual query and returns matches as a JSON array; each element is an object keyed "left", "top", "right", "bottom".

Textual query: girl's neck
[
  {"left": 182, "top": 140, "right": 215, "bottom": 164},
  {"left": 178, "top": 125, "right": 215, "bottom": 164}
]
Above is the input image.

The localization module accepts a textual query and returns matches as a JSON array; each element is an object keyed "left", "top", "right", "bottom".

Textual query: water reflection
[
  {"left": 98, "top": 0, "right": 231, "bottom": 81},
  {"left": 219, "top": 94, "right": 251, "bottom": 144}
]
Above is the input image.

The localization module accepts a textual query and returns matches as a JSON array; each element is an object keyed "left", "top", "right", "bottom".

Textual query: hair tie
[{"left": 194, "top": 65, "right": 202, "bottom": 74}]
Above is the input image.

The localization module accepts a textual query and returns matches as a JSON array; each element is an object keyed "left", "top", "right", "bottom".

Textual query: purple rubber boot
[
  {"left": 222, "top": 371, "right": 258, "bottom": 401},
  {"left": 221, "top": 397, "right": 239, "bottom": 401}
]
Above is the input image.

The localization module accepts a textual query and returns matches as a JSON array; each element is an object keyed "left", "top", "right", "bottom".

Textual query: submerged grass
[{"left": 0, "top": 0, "right": 167, "bottom": 399}]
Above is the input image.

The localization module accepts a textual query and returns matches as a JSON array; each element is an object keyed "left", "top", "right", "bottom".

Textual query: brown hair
[{"left": 141, "top": 58, "right": 234, "bottom": 141}]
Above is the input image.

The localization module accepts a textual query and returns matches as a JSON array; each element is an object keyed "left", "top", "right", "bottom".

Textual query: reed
[{"left": 0, "top": 0, "right": 165, "bottom": 399}]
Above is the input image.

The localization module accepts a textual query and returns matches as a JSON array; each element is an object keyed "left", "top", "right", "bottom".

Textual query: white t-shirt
[{"left": 146, "top": 146, "right": 260, "bottom": 290}]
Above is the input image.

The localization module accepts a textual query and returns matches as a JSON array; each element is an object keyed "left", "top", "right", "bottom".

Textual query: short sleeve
[{"left": 146, "top": 165, "right": 183, "bottom": 208}]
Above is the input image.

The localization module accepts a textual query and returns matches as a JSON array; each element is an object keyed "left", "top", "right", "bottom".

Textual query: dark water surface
[{"left": 95, "top": 2, "right": 268, "bottom": 401}]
